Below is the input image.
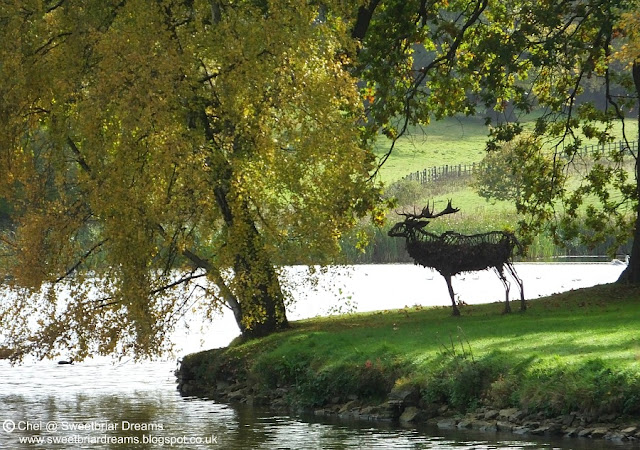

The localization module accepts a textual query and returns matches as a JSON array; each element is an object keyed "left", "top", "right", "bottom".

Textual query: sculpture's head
[
  {"left": 387, "top": 217, "right": 429, "bottom": 237},
  {"left": 388, "top": 200, "right": 459, "bottom": 238}
]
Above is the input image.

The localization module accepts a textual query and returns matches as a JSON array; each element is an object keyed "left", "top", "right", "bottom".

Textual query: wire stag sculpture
[{"left": 388, "top": 200, "right": 525, "bottom": 316}]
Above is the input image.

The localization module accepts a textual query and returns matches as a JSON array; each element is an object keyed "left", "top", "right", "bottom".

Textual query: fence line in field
[
  {"left": 402, "top": 163, "right": 478, "bottom": 184},
  {"left": 401, "top": 140, "right": 639, "bottom": 184}
]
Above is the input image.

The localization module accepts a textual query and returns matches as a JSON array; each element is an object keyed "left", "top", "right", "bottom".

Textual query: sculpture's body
[{"left": 389, "top": 201, "right": 525, "bottom": 316}]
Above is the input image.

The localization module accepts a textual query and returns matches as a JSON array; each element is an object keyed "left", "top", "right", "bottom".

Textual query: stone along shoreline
[{"left": 177, "top": 366, "right": 640, "bottom": 445}]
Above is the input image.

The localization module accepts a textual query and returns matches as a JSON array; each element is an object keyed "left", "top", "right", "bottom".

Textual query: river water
[{"left": 1, "top": 263, "right": 636, "bottom": 449}]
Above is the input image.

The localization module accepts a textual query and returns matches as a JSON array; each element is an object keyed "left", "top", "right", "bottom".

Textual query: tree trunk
[
  {"left": 197, "top": 104, "right": 288, "bottom": 336},
  {"left": 231, "top": 209, "right": 289, "bottom": 338},
  {"left": 618, "top": 62, "right": 640, "bottom": 284},
  {"left": 212, "top": 167, "right": 288, "bottom": 336}
]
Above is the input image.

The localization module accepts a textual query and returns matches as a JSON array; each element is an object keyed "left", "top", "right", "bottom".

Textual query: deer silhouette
[{"left": 388, "top": 200, "right": 525, "bottom": 316}]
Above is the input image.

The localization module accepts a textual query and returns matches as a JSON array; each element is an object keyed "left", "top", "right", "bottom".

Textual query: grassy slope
[
  {"left": 264, "top": 285, "right": 639, "bottom": 371},
  {"left": 375, "top": 114, "right": 633, "bottom": 184},
  {"left": 373, "top": 117, "right": 490, "bottom": 184},
  {"left": 373, "top": 114, "right": 634, "bottom": 218},
  {"left": 183, "top": 284, "right": 640, "bottom": 416}
]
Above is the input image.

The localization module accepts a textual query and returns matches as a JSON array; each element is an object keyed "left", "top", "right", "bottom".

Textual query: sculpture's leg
[
  {"left": 494, "top": 266, "right": 511, "bottom": 314},
  {"left": 506, "top": 262, "right": 525, "bottom": 311},
  {"left": 444, "top": 274, "right": 460, "bottom": 316}
]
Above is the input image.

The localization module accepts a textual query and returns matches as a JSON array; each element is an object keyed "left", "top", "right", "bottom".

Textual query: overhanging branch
[
  {"left": 54, "top": 239, "right": 108, "bottom": 283},
  {"left": 369, "top": 0, "right": 489, "bottom": 180}
]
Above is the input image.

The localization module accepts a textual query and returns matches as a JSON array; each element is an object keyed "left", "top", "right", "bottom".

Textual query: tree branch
[
  {"left": 34, "top": 32, "right": 72, "bottom": 56},
  {"left": 149, "top": 271, "right": 207, "bottom": 296},
  {"left": 54, "top": 239, "right": 108, "bottom": 283},
  {"left": 67, "top": 137, "right": 92, "bottom": 175},
  {"left": 351, "top": 0, "right": 382, "bottom": 41},
  {"left": 45, "top": 0, "right": 67, "bottom": 14}
]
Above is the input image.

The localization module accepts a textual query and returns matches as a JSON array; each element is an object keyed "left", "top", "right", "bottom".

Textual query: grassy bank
[{"left": 178, "top": 284, "right": 640, "bottom": 420}]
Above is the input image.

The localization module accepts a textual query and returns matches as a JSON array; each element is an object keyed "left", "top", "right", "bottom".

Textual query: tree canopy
[
  {"left": 0, "top": 0, "right": 381, "bottom": 360},
  {"left": 356, "top": 0, "right": 640, "bottom": 276}
]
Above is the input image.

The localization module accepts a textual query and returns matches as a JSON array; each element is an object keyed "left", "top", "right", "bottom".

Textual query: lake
[{"left": 1, "top": 263, "right": 635, "bottom": 449}]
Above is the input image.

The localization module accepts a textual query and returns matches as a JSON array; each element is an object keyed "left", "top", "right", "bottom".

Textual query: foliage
[
  {"left": 476, "top": 136, "right": 568, "bottom": 248},
  {"left": 613, "top": 0, "right": 640, "bottom": 68},
  {"left": 251, "top": 353, "right": 403, "bottom": 407},
  {"left": 354, "top": 0, "right": 640, "bottom": 278},
  {"left": 384, "top": 179, "right": 426, "bottom": 207},
  {"left": 0, "top": 0, "right": 381, "bottom": 360},
  {"left": 355, "top": 0, "right": 536, "bottom": 175},
  {"left": 421, "top": 353, "right": 507, "bottom": 412},
  {"left": 475, "top": 1, "right": 640, "bottom": 268},
  {"left": 358, "top": 0, "right": 640, "bottom": 270},
  {"left": 475, "top": 138, "right": 537, "bottom": 204}
]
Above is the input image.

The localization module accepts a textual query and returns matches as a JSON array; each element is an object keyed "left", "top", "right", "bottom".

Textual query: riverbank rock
[
  {"left": 399, "top": 406, "right": 421, "bottom": 423},
  {"left": 379, "top": 400, "right": 403, "bottom": 420},
  {"left": 470, "top": 420, "right": 497, "bottom": 432},
  {"left": 529, "top": 424, "right": 562, "bottom": 436},
  {"left": 338, "top": 400, "right": 360, "bottom": 418},
  {"left": 590, "top": 427, "right": 610, "bottom": 439},
  {"left": 389, "top": 385, "right": 421, "bottom": 407},
  {"left": 496, "top": 421, "right": 513, "bottom": 432},
  {"left": 436, "top": 418, "right": 458, "bottom": 429},
  {"left": 483, "top": 409, "right": 499, "bottom": 420},
  {"left": 499, "top": 408, "right": 526, "bottom": 422}
]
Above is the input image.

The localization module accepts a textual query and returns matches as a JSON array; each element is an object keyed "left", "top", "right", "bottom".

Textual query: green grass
[
  {"left": 259, "top": 284, "right": 640, "bottom": 371},
  {"left": 181, "top": 284, "right": 640, "bottom": 416},
  {"left": 374, "top": 117, "right": 491, "bottom": 184}
]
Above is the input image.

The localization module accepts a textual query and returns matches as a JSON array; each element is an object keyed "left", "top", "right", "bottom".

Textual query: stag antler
[{"left": 398, "top": 199, "right": 459, "bottom": 221}]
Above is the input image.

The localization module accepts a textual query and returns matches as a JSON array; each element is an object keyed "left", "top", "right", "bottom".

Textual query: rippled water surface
[{"left": 1, "top": 263, "right": 634, "bottom": 449}]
